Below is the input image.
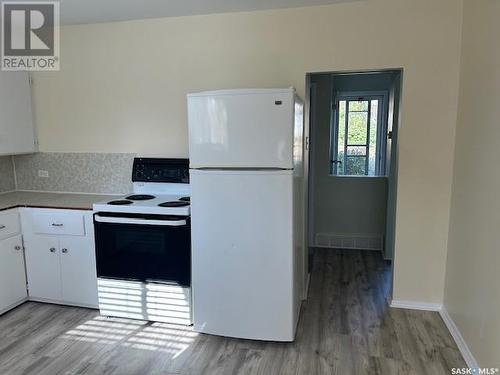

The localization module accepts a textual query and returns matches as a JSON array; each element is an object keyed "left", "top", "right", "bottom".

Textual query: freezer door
[
  {"left": 190, "top": 169, "right": 296, "bottom": 341},
  {"left": 188, "top": 89, "right": 295, "bottom": 169}
]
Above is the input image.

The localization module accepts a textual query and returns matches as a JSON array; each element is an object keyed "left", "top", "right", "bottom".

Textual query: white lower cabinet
[
  {"left": 24, "top": 235, "right": 61, "bottom": 301},
  {"left": 60, "top": 236, "right": 98, "bottom": 306},
  {"left": 0, "top": 208, "right": 98, "bottom": 316},
  {"left": 22, "top": 208, "right": 98, "bottom": 308},
  {"left": 0, "top": 234, "right": 27, "bottom": 313}
]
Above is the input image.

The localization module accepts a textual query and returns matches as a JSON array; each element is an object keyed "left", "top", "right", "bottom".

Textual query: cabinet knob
[
  {"left": 61, "top": 248, "right": 68, "bottom": 254},
  {"left": 49, "top": 247, "right": 56, "bottom": 253},
  {"left": 14, "top": 245, "right": 21, "bottom": 251}
]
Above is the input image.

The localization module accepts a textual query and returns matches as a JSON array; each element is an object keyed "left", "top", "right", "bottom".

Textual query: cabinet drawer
[
  {"left": 0, "top": 212, "right": 20, "bottom": 240},
  {"left": 32, "top": 212, "right": 85, "bottom": 236}
]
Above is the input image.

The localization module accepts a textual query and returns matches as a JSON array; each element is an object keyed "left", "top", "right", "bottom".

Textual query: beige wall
[
  {"left": 444, "top": 0, "right": 500, "bottom": 367},
  {"left": 32, "top": 0, "right": 464, "bottom": 303}
]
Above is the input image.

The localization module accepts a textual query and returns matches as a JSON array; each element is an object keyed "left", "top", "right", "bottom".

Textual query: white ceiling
[{"left": 55, "top": 0, "right": 358, "bottom": 25}]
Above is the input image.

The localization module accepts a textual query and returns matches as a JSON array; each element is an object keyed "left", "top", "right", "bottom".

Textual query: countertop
[{"left": 0, "top": 191, "right": 120, "bottom": 211}]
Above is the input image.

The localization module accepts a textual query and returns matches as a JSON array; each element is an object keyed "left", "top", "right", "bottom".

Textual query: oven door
[{"left": 94, "top": 213, "right": 190, "bottom": 286}]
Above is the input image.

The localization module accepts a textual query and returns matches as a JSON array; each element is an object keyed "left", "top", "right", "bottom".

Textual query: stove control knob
[{"left": 153, "top": 169, "right": 162, "bottom": 178}]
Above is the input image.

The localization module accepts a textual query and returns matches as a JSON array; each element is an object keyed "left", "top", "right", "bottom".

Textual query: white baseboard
[
  {"left": 439, "top": 307, "right": 479, "bottom": 369},
  {"left": 390, "top": 299, "right": 442, "bottom": 311}
]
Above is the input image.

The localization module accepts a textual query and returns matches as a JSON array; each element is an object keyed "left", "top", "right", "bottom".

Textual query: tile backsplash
[
  {"left": 0, "top": 156, "right": 15, "bottom": 192},
  {"left": 13, "top": 152, "right": 136, "bottom": 194}
]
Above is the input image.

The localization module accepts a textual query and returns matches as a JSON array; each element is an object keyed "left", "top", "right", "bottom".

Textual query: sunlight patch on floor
[{"left": 60, "top": 315, "right": 198, "bottom": 357}]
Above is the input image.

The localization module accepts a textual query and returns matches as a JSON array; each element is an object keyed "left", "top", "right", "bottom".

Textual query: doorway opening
[{"left": 304, "top": 69, "right": 402, "bottom": 300}]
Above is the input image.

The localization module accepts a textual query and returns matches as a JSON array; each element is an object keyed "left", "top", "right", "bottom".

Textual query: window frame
[{"left": 330, "top": 90, "right": 389, "bottom": 177}]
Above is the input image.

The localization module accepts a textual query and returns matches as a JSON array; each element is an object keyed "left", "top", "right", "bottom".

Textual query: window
[{"left": 331, "top": 91, "right": 388, "bottom": 176}]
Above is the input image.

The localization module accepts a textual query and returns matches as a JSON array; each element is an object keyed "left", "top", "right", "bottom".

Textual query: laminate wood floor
[{"left": 0, "top": 249, "right": 465, "bottom": 375}]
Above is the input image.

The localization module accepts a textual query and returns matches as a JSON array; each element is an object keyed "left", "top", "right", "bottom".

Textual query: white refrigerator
[{"left": 187, "top": 88, "right": 305, "bottom": 341}]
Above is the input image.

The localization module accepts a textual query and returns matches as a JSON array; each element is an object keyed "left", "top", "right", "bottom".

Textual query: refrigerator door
[
  {"left": 190, "top": 169, "right": 297, "bottom": 341},
  {"left": 188, "top": 89, "right": 295, "bottom": 169}
]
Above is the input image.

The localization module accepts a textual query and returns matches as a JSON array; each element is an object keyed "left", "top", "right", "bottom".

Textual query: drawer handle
[
  {"left": 51, "top": 223, "right": 64, "bottom": 227},
  {"left": 62, "top": 248, "right": 68, "bottom": 254},
  {"left": 14, "top": 245, "right": 21, "bottom": 251},
  {"left": 0, "top": 225, "right": 5, "bottom": 229},
  {"left": 49, "top": 247, "right": 56, "bottom": 253}
]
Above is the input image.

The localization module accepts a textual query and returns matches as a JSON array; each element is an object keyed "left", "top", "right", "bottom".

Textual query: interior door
[
  {"left": 24, "top": 235, "right": 61, "bottom": 301},
  {"left": 60, "top": 237, "right": 98, "bottom": 306},
  {"left": 188, "top": 90, "right": 294, "bottom": 168},
  {"left": 0, "top": 235, "right": 27, "bottom": 310}
]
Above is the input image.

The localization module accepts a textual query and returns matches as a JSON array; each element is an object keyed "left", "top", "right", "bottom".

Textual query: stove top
[
  {"left": 95, "top": 194, "right": 190, "bottom": 216},
  {"left": 125, "top": 194, "right": 156, "bottom": 201},
  {"left": 107, "top": 199, "right": 133, "bottom": 205},
  {"left": 93, "top": 158, "right": 191, "bottom": 216},
  {"left": 158, "top": 201, "right": 190, "bottom": 208}
]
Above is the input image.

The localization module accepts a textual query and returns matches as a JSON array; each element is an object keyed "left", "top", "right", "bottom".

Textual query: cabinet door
[
  {"left": 60, "top": 237, "right": 98, "bottom": 307},
  {"left": 24, "top": 235, "right": 61, "bottom": 301},
  {"left": 0, "top": 235, "right": 27, "bottom": 312},
  {"left": 0, "top": 71, "right": 36, "bottom": 155}
]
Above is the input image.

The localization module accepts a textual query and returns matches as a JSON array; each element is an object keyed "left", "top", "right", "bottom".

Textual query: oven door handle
[{"left": 94, "top": 214, "right": 187, "bottom": 226}]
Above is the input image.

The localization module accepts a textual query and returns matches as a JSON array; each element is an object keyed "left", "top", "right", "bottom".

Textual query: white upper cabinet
[{"left": 0, "top": 70, "right": 37, "bottom": 155}]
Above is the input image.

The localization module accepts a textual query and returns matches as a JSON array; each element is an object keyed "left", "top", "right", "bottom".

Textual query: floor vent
[{"left": 315, "top": 233, "right": 383, "bottom": 251}]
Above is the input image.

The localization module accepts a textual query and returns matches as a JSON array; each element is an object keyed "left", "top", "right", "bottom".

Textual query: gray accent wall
[
  {"left": 13, "top": 153, "right": 135, "bottom": 194},
  {"left": 0, "top": 156, "right": 15, "bottom": 192}
]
